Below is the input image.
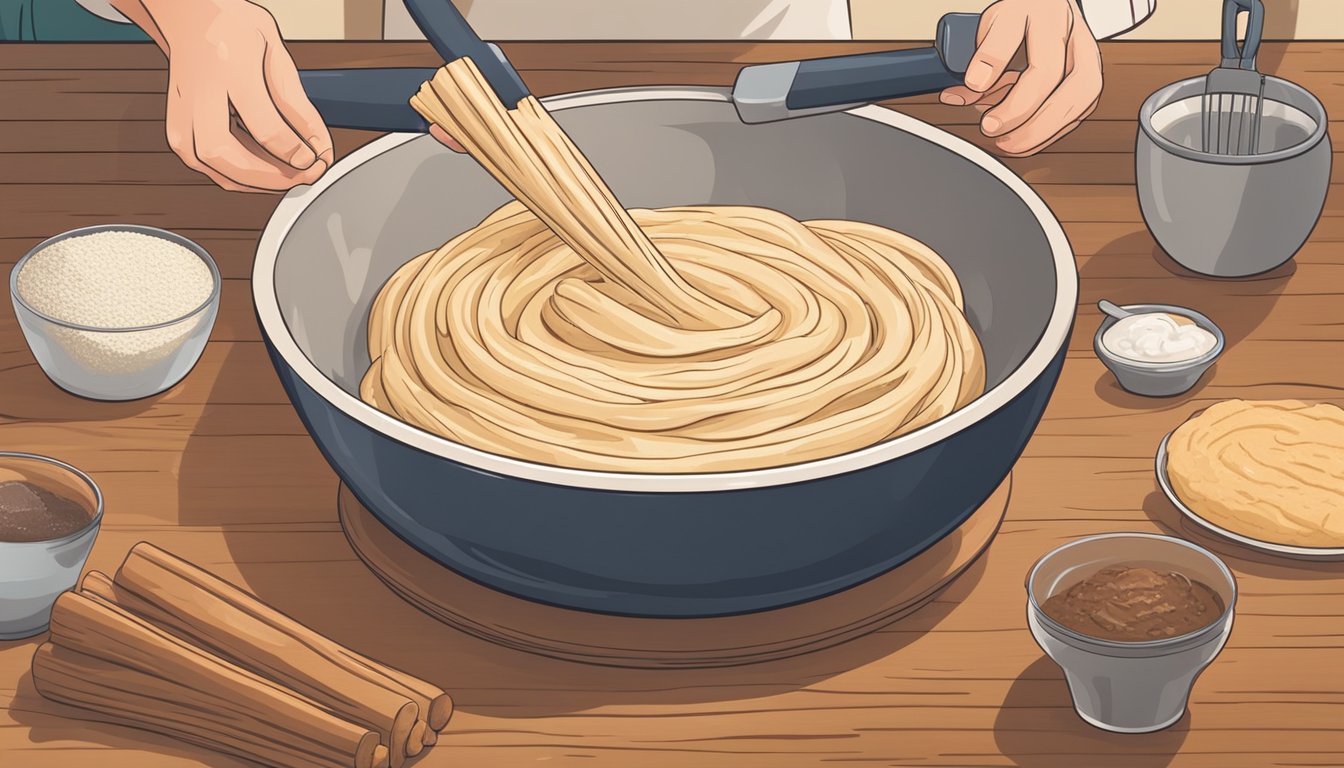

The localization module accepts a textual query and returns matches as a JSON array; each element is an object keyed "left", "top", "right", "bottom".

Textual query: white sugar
[
  {"left": 18, "top": 230, "right": 213, "bottom": 329},
  {"left": 16, "top": 230, "right": 217, "bottom": 377}
]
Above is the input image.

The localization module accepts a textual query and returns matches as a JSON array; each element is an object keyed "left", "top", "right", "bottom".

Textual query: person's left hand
[
  {"left": 429, "top": 125, "right": 465, "bottom": 153},
  {"left": 111, "top": 0, "right": 333, "bottom": 192},
  {"left": 939, "top": 0, "right": 1103, "bottom": 157}
]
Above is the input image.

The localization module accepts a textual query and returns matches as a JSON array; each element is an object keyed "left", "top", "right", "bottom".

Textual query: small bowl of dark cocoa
[
  {"left": 0, "top": 452, "right": 103, "bottom": 640},
  {"left": 1026, "top": 532, "right": 1236, "bottom": 734}
]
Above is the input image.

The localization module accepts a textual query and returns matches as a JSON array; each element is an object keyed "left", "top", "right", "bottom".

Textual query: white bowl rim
[
  {"left": 252, "top": 85, "right": 1079, "bottom": 493},
  {"left": 1138, "top": 75, "right": 1329, "bottom": 166}
]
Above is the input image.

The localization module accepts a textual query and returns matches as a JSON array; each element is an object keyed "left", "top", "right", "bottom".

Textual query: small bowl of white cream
[{"left": 1093, "top": 301, "right": 1224, "bottom": 397}]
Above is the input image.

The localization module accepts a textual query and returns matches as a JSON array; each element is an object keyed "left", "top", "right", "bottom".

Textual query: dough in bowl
[{"left": 1166, "top": 399, "right": 1344, "bottom": 548}]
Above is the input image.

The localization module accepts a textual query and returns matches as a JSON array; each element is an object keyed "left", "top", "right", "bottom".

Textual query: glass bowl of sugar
[{"left": 10, "top": 225, "right": 221, "bottom": 401}]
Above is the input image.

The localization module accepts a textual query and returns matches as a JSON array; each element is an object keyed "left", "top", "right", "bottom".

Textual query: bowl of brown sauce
[
  {"left": 0, "top": 452, "right": 103, "bottom": 639},
  {"left": 1026, "top": 532, "right": 1236, "bottom": 733}
]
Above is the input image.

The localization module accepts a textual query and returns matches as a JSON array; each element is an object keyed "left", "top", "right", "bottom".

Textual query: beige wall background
[
  {"left": 854, "top": 0, "right": 1341, "bottom": 40},
  {"left": 261, "top": 0, "right": 379, "bottom": 39},
  {"left": 268, "top": 1, "right": 1343, "bottom": 40}
]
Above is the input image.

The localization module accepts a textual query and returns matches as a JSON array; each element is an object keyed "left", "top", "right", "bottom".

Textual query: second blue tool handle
[
  {"left": 783, "top": 11, "right": 980, "bottom": 112},
  {"left": 785, "top": 48, "right": 962, "bottom": 110}
]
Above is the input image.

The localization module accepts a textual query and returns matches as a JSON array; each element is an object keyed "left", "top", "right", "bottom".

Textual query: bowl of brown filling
[
  {"left": 0, "top": 452, "right": 103, "bottom": 639},
  {"left": 1026, "top": 533, "right": 1236, "bottom": 733}
]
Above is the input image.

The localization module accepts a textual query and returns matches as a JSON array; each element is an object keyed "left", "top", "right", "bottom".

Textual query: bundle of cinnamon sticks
[{"left": 31, "top": 543, "right": 452, "bottom": 768}]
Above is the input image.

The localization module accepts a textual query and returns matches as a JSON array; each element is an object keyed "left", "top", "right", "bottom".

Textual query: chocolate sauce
[
  {"left": 1041, "top": 565, "right": 1224, "bottom": 642},
  {"left": 0, "top": 480, "right": 93, "bottom": 542}
]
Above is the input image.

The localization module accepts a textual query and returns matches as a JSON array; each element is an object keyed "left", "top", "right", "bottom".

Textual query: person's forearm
[{"left": 93, "top": 0, "right": 251, "bottom": 52}]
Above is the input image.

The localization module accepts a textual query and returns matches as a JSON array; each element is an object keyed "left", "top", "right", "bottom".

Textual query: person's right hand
[
  {"left": 938, "top": 0, "right": 1103, "bottom": 157},
  {"left": 112, "top": 0, "right": 333, "bottom": 192}
]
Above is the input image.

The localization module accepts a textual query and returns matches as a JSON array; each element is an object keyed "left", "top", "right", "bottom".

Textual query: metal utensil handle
[
  {"left": 783, "top": 12, "right": 978, "bottom": 111},
  {"left": 401, "top": 0, "right": 530, "bottom": 107},
  {"left": 1221, "top": 0, "right": 1264, "bottom": 70}
]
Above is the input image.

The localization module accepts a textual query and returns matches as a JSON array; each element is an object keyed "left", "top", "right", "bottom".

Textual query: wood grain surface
[{"left": 2, "top": 40, "right": 1343, "bottom": 768}]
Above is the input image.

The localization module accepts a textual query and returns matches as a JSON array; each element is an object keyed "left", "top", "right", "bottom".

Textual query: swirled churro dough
[
  {"left": 1167, "top": 399, "right": 1344, "bottom": 547},
  {"left": 358, "top": 58, "right": 985, "bottom": 473}
]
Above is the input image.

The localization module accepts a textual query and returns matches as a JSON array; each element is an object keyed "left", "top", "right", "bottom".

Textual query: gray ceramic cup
[
  {"left": 0, "top": 453, "right": 103, "bottom": 639},
  {"left": 1094, "top": 303, "right": 1225, "bottom": 397},
  {"left": 1136, "top": 75, "right": 1330, "bottom": 278},
  {"left": 1027, "top": 533, "right": 1237, "bottom": 733}
]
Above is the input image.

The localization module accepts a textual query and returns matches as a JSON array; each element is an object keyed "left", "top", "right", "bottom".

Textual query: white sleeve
[
  {"left": 1079, "top": 0, "right": 1157, "bottom": 39},
  {"left": 75, "top": 0, "right": 131, "bottom": 23}
]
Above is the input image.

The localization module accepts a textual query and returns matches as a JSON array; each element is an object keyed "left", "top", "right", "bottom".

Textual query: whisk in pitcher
[
  {"left": 1202, "top": 0, "right": 1266, "bottom": 155},
  {"left": 1136, "top": 0, "right": 1330, "bottom": 278}
]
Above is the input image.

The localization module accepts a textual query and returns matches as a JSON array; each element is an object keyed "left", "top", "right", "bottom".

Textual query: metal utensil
[
  {"left": 1202, "top": 0, "right": 1266, "bottom": 155},
  {"left": 1097, "top": 299, "right": 1135, "bottom": 321}
]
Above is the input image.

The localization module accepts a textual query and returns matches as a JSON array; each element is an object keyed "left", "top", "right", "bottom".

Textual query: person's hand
[
  {"left": 429, "top": 125, "right": 466, "bottom": 153},
  {"left": 112, "top": 0, "right": 333, "bottom": 192},
  {"left": 939, "top": 0, "right": 1103, "bottom": 157}
]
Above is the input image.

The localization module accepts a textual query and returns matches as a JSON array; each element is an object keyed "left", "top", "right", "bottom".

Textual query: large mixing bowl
[{"left": 254, "top": 86, "right": 1076, "bottom": 617}]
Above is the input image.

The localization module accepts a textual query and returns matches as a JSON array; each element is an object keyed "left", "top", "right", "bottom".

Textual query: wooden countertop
[{"left": 2, "top": 41, "right": 1342, "bottom": 768}]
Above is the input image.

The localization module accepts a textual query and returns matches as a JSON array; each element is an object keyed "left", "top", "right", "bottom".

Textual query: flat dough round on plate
[{"left": 1167, "top": 399, "right": 1344, "bottom": 548}]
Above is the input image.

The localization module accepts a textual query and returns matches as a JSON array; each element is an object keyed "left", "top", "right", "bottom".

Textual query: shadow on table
[
  {"left": 993, "top": 656, "right": 1189, "bottom": 768},
  {"left": 9, "top": 671, "right": 253, "bottom": 768},
  {"left": 1080, "top": 231, "right": 1293, "bottom": 410},
  {"left": 169, "top": 344, "right": 989, "bottom": 720},
  {"left": 0, "top": 361, "right": 156, "bottom": 423},
  {"left": 1091, "top": 367, "right": 1218, "bottom": 412},
  {"left": 1142, "top": 490, "right": 1344, "bottom": 581}
]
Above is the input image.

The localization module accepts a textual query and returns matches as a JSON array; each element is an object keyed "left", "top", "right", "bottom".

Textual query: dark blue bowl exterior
[{"left": 267, "top": 336, "right": 1066, "bottom": 618}]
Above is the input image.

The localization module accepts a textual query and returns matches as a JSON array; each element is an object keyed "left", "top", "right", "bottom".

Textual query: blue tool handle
[
  {"left": 298, "top": 68, "right": 436, "bottom": 132},
  {"left": 1221, "top": 0, "right": 1264, "bottom": 70},
  {"left": 786, "top": 48, "right": 960, "bottom": 110},
  {"left": 401, "top": 0, "right": 530, "bottom": 107},
  {"left": 783, "top": 12, "right": 979, "bottom": 111}
]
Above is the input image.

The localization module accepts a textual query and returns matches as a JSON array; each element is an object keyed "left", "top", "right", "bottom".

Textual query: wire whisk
[{"left": 1201, "top": 0, "right": 1266, "bottom": 156}]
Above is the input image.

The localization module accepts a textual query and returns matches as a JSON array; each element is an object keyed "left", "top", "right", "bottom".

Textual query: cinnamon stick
[
  {"left": 36, "top": 592, "right": 384, "bottom": 768},
  {"left": 405, "top": 721, "right": 426, "bottom": 757},
  {"left": 80, "top": 568, "right": 422, "bottom": 766},
  {"left": 118, "top": 540, "right": 451, "bottom": 726},
  {"left": 116, "top": 543, "right": 451, "bottom": 731}
]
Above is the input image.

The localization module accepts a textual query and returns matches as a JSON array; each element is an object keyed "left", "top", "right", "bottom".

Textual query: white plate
[{"left": 1155, "top": 432, "right": 1344, "bottom": 561}]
